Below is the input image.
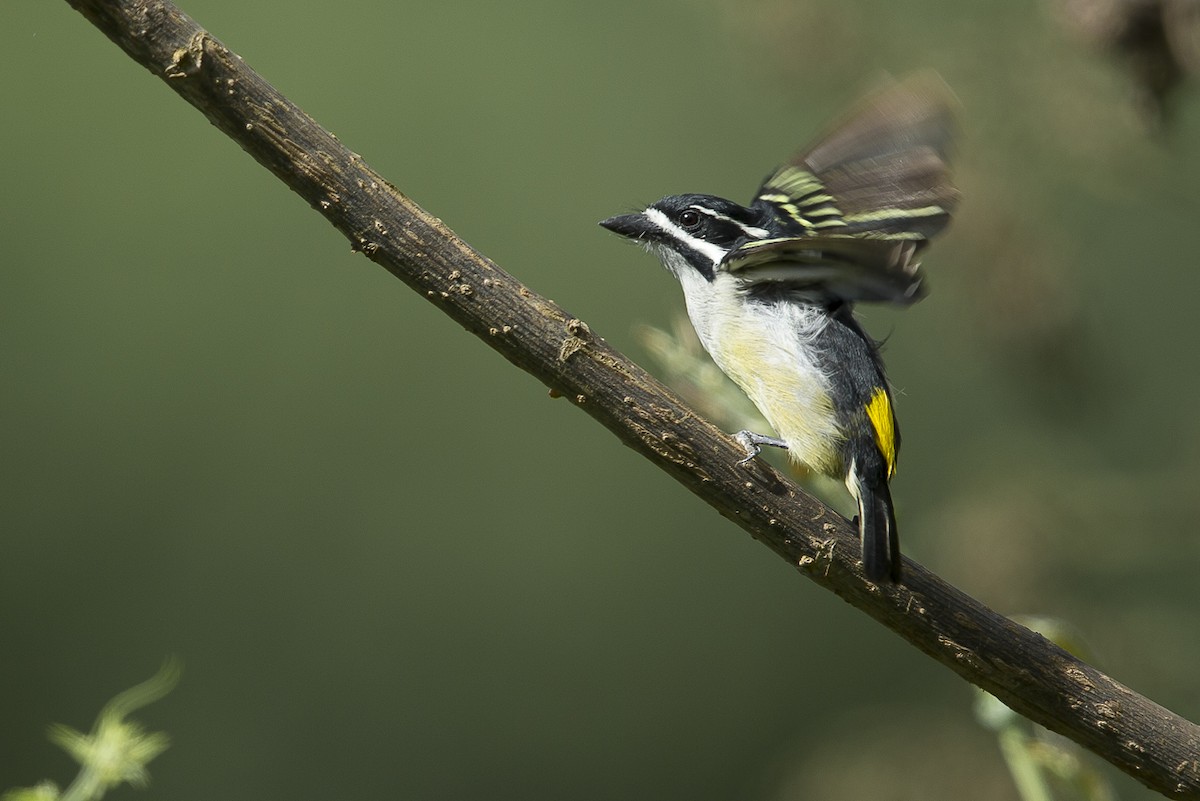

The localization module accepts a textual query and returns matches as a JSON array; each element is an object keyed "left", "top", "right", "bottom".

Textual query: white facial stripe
[
  {"left": 691, "top": 205, "right": 769, "bottom": 239},
  {"left": 643, "top": 207, "right": 728, "bottom": 267}
]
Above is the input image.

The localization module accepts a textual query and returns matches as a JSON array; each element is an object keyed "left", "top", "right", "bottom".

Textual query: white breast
[{"left": 675, "top": 270, "right": 842, "bottom": 475}]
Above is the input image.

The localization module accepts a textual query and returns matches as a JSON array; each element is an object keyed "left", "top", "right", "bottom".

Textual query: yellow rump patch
[{"left": 865, "top": 388, "right": 897, "bottom": 479}]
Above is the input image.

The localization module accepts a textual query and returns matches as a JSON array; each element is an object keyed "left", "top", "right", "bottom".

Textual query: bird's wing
[
  {"left": 720, "top": 235, "right": 925, "bottom": 305},
  {"left": 725, "top": 73, "right": 957, "bottom": 304}
]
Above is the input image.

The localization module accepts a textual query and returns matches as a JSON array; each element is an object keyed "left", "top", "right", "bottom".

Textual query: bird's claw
[
  {"left": 733, "top": 431, "right": 761, "bottom": 464},
  {"left": 734, "top": 430, "right": 789, "bottom": 465}
]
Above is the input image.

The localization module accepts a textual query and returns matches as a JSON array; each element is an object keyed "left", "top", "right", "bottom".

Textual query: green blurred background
[{"left": 3, "top": 0, "right": 1200, "bottom": 798}]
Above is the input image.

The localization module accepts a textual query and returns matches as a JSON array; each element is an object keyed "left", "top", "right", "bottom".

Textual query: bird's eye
[{"left": 678, "top": 210, "right": 701, "bottom": 229}]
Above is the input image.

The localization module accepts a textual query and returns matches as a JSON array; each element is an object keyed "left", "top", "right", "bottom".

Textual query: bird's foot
[{"left": 733, "top": 431, "right": 789, "bottom": 465}]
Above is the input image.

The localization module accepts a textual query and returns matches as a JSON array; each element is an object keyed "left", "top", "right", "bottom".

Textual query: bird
[{"left": 599, "top": 75, "right": 958, "bottom": 583}]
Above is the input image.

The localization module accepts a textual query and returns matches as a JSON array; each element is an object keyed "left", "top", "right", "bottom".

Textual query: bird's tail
[{"left": 856, "top": 478, "right": 901, "bottom": 583}]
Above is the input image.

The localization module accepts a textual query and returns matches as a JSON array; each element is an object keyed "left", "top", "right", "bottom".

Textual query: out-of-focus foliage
[
  {"left": 975, "top": 619, "right": 1115, "bottom": 801},
  {"left": 1055, "top": 0, "right": 1200, "bottom": 124},
  {"left": 4, "top": 661, "right": 178, "bottom": 801},
  {"left": 2, "top": 1, "right": 1199, "bottom": 799}
]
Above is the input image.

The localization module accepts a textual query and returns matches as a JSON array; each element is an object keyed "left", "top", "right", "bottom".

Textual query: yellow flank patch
[{"left": 865, "top": 388, "right": 897, "bottom": 479}]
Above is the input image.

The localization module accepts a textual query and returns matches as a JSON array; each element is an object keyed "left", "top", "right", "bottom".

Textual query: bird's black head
[{"left": 600, "top": 194, "right": 767, "bottom": 281}]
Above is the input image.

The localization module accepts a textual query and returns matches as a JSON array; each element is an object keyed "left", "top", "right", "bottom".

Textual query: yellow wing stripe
[
  {"left": 842, "top": 205, "right": 948, "bottom": 224},
  {"left": 764, "top": 167, "right": 826, "bottom": 197},
  {"left": 865, "top": 388, "right": 897, "bottom": 479}
]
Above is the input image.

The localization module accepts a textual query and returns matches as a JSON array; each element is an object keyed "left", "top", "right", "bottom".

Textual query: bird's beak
[{"left": 599, "top": 213, "right": 651, "bottom": 240}]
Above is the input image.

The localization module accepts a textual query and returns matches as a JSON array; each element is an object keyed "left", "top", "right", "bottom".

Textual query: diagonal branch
[{"left": 63, "top": 1, "right": 1200, "bottom": 796}]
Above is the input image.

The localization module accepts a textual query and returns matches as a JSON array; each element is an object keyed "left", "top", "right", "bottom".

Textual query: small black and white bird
[{"left": 599, "top": 75, "right": 958, "bottom": 583}]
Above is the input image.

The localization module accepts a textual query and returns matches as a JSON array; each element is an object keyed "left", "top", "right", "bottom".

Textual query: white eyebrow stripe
[
  {"left": 643, "top": 207, "right": 728, "bottom": 267},
  {"left": 690, "top": 205, "right": 769, "bottom": 239}
]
